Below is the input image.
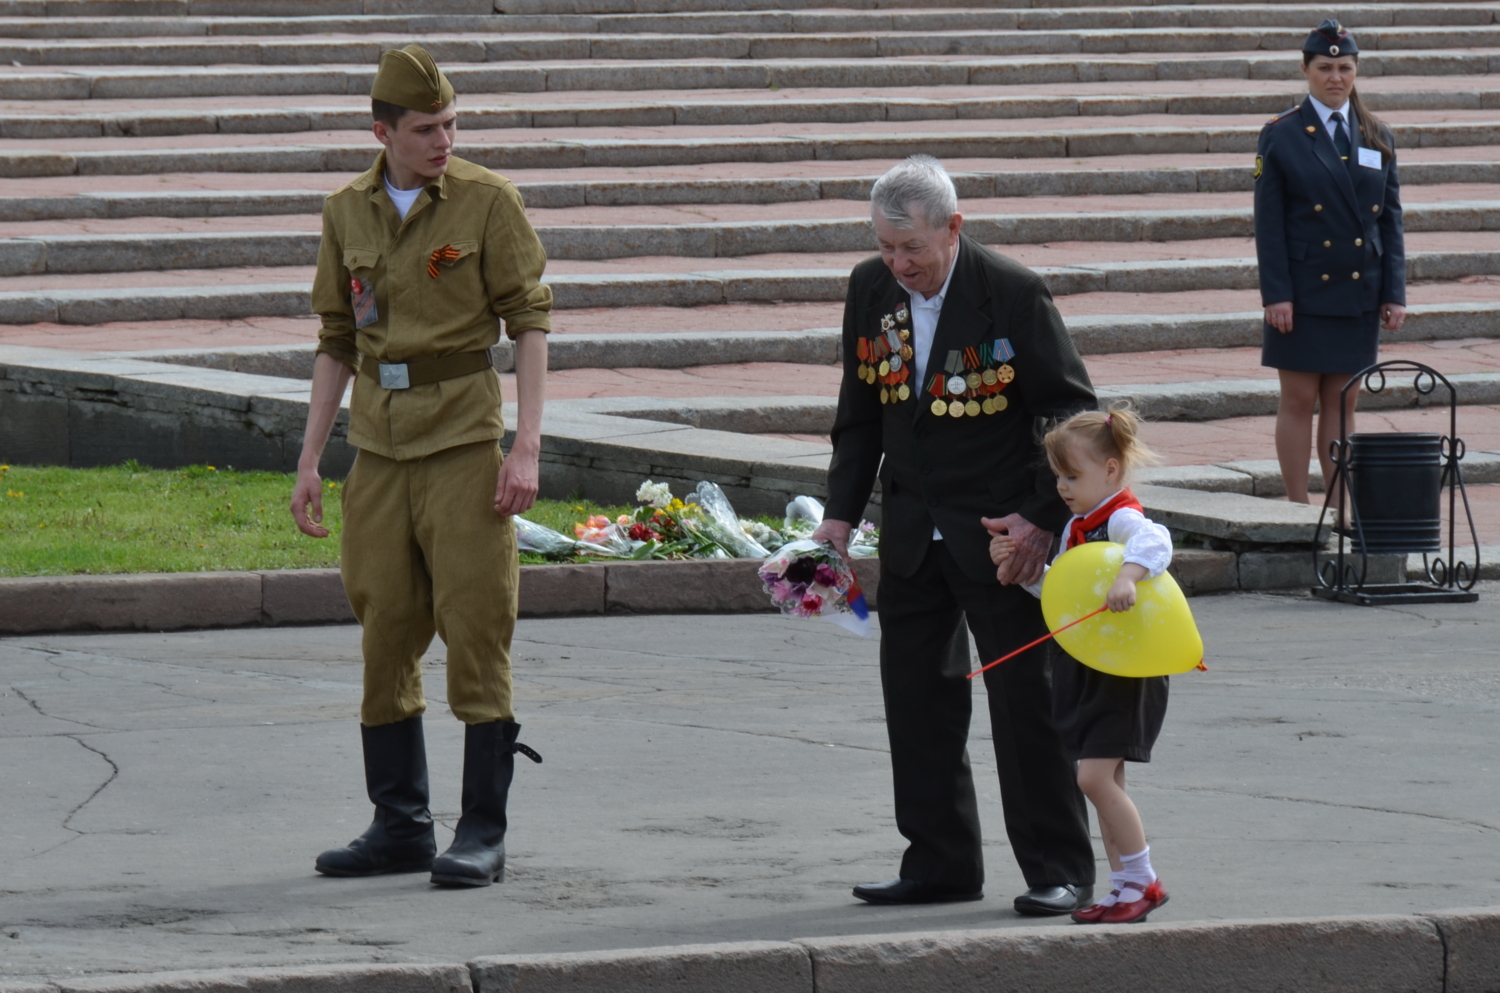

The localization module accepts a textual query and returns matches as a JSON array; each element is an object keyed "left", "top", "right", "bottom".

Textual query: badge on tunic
[
  {"left": 1254, "top": 155, "right": 1264, "bottom": 181},
  {"left": 351, "top": 276, "right": 379, "bottom": 329}
]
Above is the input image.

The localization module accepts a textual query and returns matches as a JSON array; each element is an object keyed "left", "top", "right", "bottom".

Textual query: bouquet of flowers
[{"left": 758, "top": 538, "right": 871, "bottom": 637}]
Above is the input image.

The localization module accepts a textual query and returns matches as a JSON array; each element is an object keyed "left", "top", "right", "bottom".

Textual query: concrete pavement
[{"left": 2, "top": 585, "right": 1498, "bottom": 984}]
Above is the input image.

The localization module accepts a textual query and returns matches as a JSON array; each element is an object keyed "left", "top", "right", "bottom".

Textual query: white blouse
[{"left": 1021, "top": 494, "right": 1174, "bottom": 599}]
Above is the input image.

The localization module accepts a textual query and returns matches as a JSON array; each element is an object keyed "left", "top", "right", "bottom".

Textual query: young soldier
[{"left": 289, "top": 45, "right": 550, "bottom": 889}]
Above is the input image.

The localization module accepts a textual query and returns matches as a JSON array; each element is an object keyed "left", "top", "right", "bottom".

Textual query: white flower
[{"left": 635, "top": 480, "right": 673, "bottom": 508}]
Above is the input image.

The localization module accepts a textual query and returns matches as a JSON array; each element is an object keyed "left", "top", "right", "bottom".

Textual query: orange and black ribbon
[{"left": 427, "top": 244, "right": 461, "bottom": 278}]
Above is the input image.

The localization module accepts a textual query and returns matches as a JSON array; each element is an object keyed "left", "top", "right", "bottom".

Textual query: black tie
[{"left": 1330, "top": 111, "right": 1352, "bottom": 161}]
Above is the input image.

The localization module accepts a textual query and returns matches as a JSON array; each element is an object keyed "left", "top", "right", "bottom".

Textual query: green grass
[{"left": 0, "top": 463, "right": 769, "bottom": 576}]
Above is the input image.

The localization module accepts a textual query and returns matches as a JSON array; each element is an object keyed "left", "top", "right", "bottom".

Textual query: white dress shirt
[
  {"left": 907, "top": 246, "right": 960, "bottom": 540},
  {"left": 1308, "top": 95, "right": 1356, "bottom": 148}
]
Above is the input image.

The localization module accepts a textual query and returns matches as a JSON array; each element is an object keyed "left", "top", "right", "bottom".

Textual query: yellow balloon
[{"left": 1040, "top": 541, "right": 1204, "bottom": 677}]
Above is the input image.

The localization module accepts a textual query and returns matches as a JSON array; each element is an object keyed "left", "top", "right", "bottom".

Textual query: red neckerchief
[{"left": 1065, "top": 488, "right": 1143, "bottom": 550}]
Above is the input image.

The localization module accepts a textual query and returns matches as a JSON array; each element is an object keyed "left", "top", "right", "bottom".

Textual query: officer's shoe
[
  {"left": 315, "top": 716, "right": 437, "bottom": 877},
  {"left": 431, "top": 720, "right": 542, "bottom": 888}
]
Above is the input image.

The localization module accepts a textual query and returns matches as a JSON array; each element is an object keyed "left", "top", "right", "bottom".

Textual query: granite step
[
  {"left": 5, "top": 26, "right": 1500, "bottom": 68},
  {"left": 1, "top": 0, "right": 1488, "bottom": 16},
  {"left": 9, "top": 86, "right": 1500, "bottom": 140},
  {"left": 1, "top": 50, "right": 1496, "bottom": 102},
  {"left": 2, "top": 160, "right": 1496, "bottom": 218},
  {"left": 3, "top": 6, "right": 1498, "bottom": 39},
  {"left": 3, "top": 120, "right": 1497, "bottom": 177}
]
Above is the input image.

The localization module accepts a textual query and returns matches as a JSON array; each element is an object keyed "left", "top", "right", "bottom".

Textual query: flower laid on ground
[
  {"left": 758, "top": 539, "right": 871, "bottom": 637},
  {"left": 635, "top": 479, "right": 674, "bottom": 509},
  {"left": 514, "top": 480, "right": 878, "bottom": 564}
]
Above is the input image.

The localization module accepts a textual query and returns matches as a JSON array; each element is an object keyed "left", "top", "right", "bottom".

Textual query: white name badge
[{"left": 1358, "top": 147, "right": 1383, "bottom": 170}]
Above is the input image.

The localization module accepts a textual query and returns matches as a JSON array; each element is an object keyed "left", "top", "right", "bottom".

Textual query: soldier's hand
[
  {"left": 1381, "top": 302, "right": 1407, "bottom": 332},
  {"left": 290, "top": 467, "right": 329, "bottom": 538},
  {"left": 982, "top": 513, "right": 1051, "bottom": 587},
  {"left": 494, "top": 446, "right": 540, "bottom": 517},
  {"left": 1264, "top": 301, "right": 1294, "bottom": 334}
]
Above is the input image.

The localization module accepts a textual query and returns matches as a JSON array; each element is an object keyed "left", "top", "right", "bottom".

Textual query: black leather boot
[
  {"left": 430, "top": 720, "right": 542, "bottom": 887},
  {"left": 315, "top": 716, "right": 437, "bottom": 877}
]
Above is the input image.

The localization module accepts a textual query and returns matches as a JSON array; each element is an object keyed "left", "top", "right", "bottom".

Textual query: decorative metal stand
[{"left": 1312, "top": 360, "right": 1480, "bottom": 605}]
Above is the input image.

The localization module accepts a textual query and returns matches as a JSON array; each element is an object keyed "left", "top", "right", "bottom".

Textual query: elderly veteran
[
  {"left": 289, "top": 45, "right": 550, "bottom": 889},
  {"left": 811, "top": 156, "right": 1099, "bottom": 916},
  {"left": 1256, "top": 19, "right": 1407, "bottom": 507}
]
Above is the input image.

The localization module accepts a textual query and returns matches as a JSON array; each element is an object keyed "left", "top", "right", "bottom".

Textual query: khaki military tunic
[{"left": 313, "top": 152, "right": 551, "bottom": 727}]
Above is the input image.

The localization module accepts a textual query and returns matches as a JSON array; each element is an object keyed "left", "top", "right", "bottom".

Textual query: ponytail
[
  {"left": 1043, "top": 401, "right": 1157, "bottom": 477},
  {"left": 1348, "top": 84, "right": 1393, "bottom": 159}
]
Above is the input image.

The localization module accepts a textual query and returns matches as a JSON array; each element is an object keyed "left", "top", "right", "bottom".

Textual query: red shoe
[
  {"left": 1098, "top": 878, "right": 1168, "bottom": 924},
  {"left": 1070, "top": 890, "right": 1121, "bottom": 924}
]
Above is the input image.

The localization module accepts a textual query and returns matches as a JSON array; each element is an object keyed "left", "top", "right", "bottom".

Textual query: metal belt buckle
[{"left": 378, "top": 362, "right": 411, "bottom": 390}]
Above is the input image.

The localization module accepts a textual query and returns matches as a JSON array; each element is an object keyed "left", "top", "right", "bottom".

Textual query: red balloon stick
[{"left": 967, "top": 605, "right": 1109, "bottom": 680}]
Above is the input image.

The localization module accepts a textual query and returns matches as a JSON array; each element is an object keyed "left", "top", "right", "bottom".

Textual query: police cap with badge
[{"left": 1303, "top": 18, "right": 1357, "bottom": 59}]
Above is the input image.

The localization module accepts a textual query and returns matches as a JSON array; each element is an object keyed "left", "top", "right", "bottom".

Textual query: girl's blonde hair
[{"left": 1043, "top": 401, "right": 1156, "bottom": 477}]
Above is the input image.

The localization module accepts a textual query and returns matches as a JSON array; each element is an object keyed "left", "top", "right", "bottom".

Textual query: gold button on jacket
[{"left": 313, "top": 152, "right": 553, "bottom": 462}]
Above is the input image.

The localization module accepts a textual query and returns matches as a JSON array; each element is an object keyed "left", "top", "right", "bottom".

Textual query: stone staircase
[{"left": 0, "top": 0, "right": 1495, "bottom": 566}]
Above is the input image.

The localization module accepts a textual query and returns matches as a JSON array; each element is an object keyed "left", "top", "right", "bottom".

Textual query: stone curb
[
  {"left": 2, "top": 161, "right": 1492, "bottom": 220},
  {"left": 5, "top": 87, "right": 1497, "bottom": 140},
  {"left": 1, "top": 26, "right": 1498, "bottom": 68},
  {"left": 6, "top": 908, "right": 1499, "bottom": 993},
  {"left": 1, "top": 6, "right": 1497, "bottom": 41},
  {"left": 0, "top": 46, "right": 1492, "bottom": 102},
  {"left": 3, "top": 540, "right": 1489, "bottom": 636},
  {"left": 3, "top": 119, "right": 1496, "bottom": 176}
]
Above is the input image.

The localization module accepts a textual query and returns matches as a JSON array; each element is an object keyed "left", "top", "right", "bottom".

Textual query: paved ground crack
[
  {"left": 1144, "top": 783, "right": 1500, "bottom": 834},
  {"left": 9, "top": 684, "right": 115, "bottom": 731}
]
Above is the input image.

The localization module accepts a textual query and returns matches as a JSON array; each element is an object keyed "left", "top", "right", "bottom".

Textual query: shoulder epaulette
[{"left": 1266, "top": 107, "right": 1299, "bottom": 125}]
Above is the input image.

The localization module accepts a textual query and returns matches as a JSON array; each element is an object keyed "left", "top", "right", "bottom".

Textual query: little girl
[{"left": 990, "top": 404, "right": 1173, "bottom": 924}]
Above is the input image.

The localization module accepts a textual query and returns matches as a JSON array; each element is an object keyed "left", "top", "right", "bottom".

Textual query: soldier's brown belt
[{"left": 359, "top": 349, "right": 492, "bottom": 390}]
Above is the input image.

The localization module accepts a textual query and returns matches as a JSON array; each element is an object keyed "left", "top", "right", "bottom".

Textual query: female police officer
[{"left": 1255, "top": 19, "right": 1407, "bottom": 506}]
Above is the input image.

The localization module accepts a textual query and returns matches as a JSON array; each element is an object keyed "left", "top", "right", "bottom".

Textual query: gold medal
[
  {"left": 993, "top": 394, "right": 1008, "bottom": 412},
  {"left": 982, "top": 397, "right": 995, "bottom": 415},
  {"left": 948, "top": 400, "right": 965, "bottom": 418},
  {"left": 857, "top": 363, "right": 869, "bottom": 380},
  {"left": 965, "top": 400, "right": 981, "bottom": 417},
  {"left": 880, "top": 387, "right": 889, "bottom": 404},
  {"left": 997, "top": 364, "right": 1015, "bottom": 384},
  {"left": 878, "top": 359, "right": 891, "bottom": 377},
  {"left": 966, "top": 372, "right": 982, "bottom": 391},
  {"left": 897, "top": 383, "right": 910, "bottom": 401},
  {"left": 982, "top": 368, "right": 998, "bottom": 387},
  {"left": 931, "top": 398, "right": 948, "bottom": 416},
  {"left": 899, "top": 327, "right": 911, "bottom": 341},
  {"left": 900, "top": 344, "right": 913, "bottom": 361},
  {"left": 865, "top": 366, "right": 877, "bottom": 384}
]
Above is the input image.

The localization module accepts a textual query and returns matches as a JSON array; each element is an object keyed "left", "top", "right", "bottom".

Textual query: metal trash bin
[{"left": 1347, "top": 433, "right": 1442, "bottom": 554}]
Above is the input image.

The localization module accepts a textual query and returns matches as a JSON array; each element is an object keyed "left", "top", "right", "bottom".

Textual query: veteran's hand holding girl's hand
[
  {"left": 982, "top": 514, "right": 1050, "bottom": 587},
  {"left": 989, "top": 532, "right": 1015, "bottom": 567}
]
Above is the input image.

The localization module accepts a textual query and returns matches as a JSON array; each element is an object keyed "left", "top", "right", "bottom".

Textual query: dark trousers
[{"left": 877, "top": 539, "right": 1095, "bottom": 891}]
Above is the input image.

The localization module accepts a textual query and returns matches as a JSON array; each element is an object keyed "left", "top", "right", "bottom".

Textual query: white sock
[
  {"left": 1117, "top": 846, "right": 1156, "bottom": 902},
  {"left": 1097, "top": 871, "right": 1127, "bottom": 906}
]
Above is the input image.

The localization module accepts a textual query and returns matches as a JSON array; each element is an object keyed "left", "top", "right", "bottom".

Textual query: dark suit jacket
[
  {"left": 1254, "top": 97, "right": 1406, "bottom": 315},
  {"left": 825, "top": 235, "right": 1097, "bottom": 584}
]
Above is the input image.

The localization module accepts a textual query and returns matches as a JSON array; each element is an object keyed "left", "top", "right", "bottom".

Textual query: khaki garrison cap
[{"left": 371, "top": 45, "right": 454, "bottom": 114}]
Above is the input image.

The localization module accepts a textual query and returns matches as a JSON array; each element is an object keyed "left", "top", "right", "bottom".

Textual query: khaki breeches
[{"left": 340, "top": 440, "right": 519, "bottom": 727}]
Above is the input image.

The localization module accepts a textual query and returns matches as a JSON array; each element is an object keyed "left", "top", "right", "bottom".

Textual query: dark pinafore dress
[{"left": 1051, "top": 493, "right": 1170, "bottom": 763}]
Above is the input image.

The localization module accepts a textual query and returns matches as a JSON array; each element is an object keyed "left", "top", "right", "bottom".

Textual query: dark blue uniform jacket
[{"left": 1254, "top": 97, "right": 1406, "bottom": 316}]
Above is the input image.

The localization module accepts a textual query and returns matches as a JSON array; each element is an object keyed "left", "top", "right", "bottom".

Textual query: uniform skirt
[
  {"left": 1052, "top": 650, "right": 1168, "bottom": 763},
  {"left": 1261, "top": 310, "right": 1380, "bottom": 374}
]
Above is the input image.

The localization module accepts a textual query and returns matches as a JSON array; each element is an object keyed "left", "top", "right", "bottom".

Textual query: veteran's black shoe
[
  {"left": 1014, "top": 884, "right": 1094, "bottom": 917},
  {"left": 315, "top": 716, "right": 437, "bottom": 877},
  {"left": 852, "top": 878, "right": 984, "bottom": 905},
  {"left": 430, "top": 720, "right": 542, "bottom": 888}
]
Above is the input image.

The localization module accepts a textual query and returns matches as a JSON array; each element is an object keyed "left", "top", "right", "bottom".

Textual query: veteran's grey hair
[{"left": 870, "top": 155, "right": 959, "bottom": 230}]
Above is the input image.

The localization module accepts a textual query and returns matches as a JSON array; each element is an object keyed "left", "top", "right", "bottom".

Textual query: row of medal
[
  {"left": 926, "top": 346, "right": 1015, "bottom": 418},
  {"left": 857, "top": 305, "right": 916, "bottom": 404}
]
